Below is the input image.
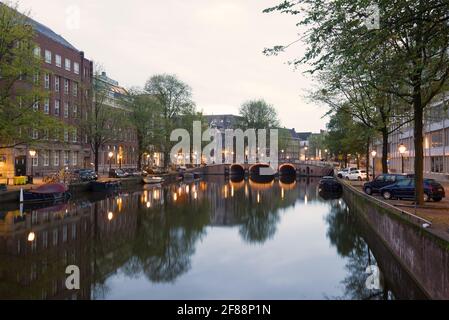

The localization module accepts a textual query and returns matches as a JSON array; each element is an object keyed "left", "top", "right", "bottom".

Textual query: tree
[
  {"left": 265, "top": 0, "right": 449, "bottom": 204},
  {"left": 127, "top": 90, "right": 164, "bottom": 170},
  {"left": 239, "top": 99, "right": 280, "bottom": 129},
  {"left": 144, "top": 74, "right": 196, "bottom": 168},
  {"left": 0, "top": 2, "right": 64, "bottom": 149},
  {"left": 80, "top": 67, "right": 128, "bottom": 173}
]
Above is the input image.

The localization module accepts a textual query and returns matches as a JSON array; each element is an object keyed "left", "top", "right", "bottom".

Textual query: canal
[{"left": 0, "top": 177, "right": 427, "bottom": 300}]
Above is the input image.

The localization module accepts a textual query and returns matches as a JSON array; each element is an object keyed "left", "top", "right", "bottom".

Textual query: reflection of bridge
[{"left": 197, "top": 162, "right": 334, "bottom": 178}]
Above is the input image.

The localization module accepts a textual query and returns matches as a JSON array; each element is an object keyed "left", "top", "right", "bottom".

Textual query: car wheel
[
  {"left": 433, "top": 197, "right": 442, "bottom": 202},
  {"left": 338, "top": 174, "right": 342, "bottom": 178},
  {"left": 424, "top": 193, "right": 430, "bottom": 202},
  {"left": 365, "top": 187, "right": 372, "bottom": 195},
  {"left": 382, "top": 191, "right": 392, "bottom": 200}
]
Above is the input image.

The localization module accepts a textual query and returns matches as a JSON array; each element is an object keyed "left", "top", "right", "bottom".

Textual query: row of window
[
  {"left": 31, "top": 150, "right": 79, "bottom": 167},
  {"left": 33, "top": 98, "right": 78, "bottom": 118},
  {"left": 37, "top": 73, "right": 79, "bottom": 96},
  {"left": 31, "top": 128, "right": 78, "bottom": 143},
  {"left": 34, "top": 47, "right": 83, "bottom": 76}
]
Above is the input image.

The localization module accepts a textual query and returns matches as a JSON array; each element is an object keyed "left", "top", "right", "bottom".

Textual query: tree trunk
[
  {"left": 381, "top": 128, "right": 389, "bottom": 174},
  {"left": 366, "top": 136, "right": 370, "bottom": 181},
  {"left": 414, "top": 98, "right": 424, "bottom": 205},
  {"left": 94, "top": 144, "right": 100, "bottom": 173}
]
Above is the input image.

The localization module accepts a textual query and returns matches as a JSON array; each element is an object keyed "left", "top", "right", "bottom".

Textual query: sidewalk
[{"left": 348, "top": 180, "right": 449, "bottom": 239}]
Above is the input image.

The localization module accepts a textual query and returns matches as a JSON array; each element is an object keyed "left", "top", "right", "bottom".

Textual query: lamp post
[
  {"left": 108, "top": 152, "right": 114, "bottom": 172},
  {"left": 398, "top": 144, "right": 407, "bottom": 174},
  {"left": 29, "top": 150, "right": 36, "bottom": 184},
  {"left": 118, "top": 154, "right": 122, "bottom": 169},
  {"left": 371, "top": 150, "right": 377, "bottom": 180}
]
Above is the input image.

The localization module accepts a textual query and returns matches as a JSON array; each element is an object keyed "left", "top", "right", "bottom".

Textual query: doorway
[{"left": 15, "top": 156, "right": 26, "bottom": 176}]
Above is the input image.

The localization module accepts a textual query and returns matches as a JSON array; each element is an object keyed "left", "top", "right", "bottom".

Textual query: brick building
[{"left": 0, "top": 13, "right": 93, "bottom": 179}]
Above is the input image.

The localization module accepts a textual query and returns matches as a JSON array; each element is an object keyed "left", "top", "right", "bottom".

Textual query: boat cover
[{"left": 30, "top": 183, "right": 68, "bottom": 194}]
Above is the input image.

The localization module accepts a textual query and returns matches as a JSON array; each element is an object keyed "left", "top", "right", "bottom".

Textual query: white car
[
  {"left": 346, "top": 169, "right": 367, "bottom": 181},
  {"left": 337, "top": 167, "right": 358, "bottom": 179}
]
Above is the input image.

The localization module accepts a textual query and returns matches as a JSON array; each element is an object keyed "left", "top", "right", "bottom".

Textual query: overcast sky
[{"left": 17, "top": 0, "right": 328, "bottom": 132}]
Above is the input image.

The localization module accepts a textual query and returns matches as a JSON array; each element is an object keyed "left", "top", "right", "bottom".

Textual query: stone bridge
[{"left": 196, "top": 162, "right": 334, "bottom": 179}]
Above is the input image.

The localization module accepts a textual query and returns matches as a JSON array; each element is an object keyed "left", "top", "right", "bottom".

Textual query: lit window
[
  {"left": 45, "top": 50, "right": 52, "bottom": 64},
  {"left": 43, "top": 150, "right": 50, "bottom": 167},
  {"left": 32, "top": 151, "right": 38, "bottom": 166},
  {"left": 55, "top": 55, "right": 62, "bottom": 67}
]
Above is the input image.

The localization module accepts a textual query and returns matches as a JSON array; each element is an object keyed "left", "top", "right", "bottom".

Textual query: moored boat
[
  {"left": 142, "top": 176, "right": 164, "bottom": 184},
  {"left": 90, "top": 180, "right": 121, "bottom": 192},
  {"left": 23, "top": 183, "right": 70, "bottom": 203}
]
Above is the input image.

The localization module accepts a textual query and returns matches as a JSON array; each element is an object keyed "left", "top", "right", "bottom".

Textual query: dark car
[
  {"left": 363, "top": 174, "right": 414, "bottom": 195},
  {"left": 380, "top": 178, "right": 445, "bottom": 202},
  {"left": 319, "top": 176, "right": 342, "bottom": 193},
  {"left": 74, "top": 169, "right": 98, "bottom": 182},
  {"left": 109, "top": 169, "right": 128, "bottom": 178}
]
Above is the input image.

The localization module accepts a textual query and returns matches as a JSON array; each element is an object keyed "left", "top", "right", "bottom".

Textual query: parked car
[
  {"left": 123, "top": 168, "right": 142, "bottom": 177},
  {"left": 109, "top": 169, "right": 128, "bottom": 178},
  {"left": 380, "top": 178, "right": 445, "bottom": 202},
  {"left": 337, "top": 167, "right": 358, "bottom": 179},
  {"left": 346, "top": 170, "right": 368, "bottom": 181},
  {"left": 363, "top": 173, "right": 413, "bottom": 195},
  {"left": 74, "top": 169, "right": 98, "bottom": 182},
  {"left": 319, "top": 176, "right": 343, "bottom": 193}
]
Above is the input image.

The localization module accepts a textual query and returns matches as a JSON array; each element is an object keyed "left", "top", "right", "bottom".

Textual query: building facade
[
  {"left": 0, "top": 14, "right": 93, "bottom": 179},
  {"left": 373, "top": 93, "right": 449, "bottom": 180},
  {"left": 94, "top": 72, "right": 138, "bottom": 173}
]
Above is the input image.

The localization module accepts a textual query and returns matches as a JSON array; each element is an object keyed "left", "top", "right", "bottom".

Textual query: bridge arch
[
  {"left": 279, "top": 163, "right": 296, "bottom": 177},
  {"left": 230, "top": 164, "right": 245, "bottom": 178},
  {"left": 249, "top": 163, "right": 275, "bottom": 183}
]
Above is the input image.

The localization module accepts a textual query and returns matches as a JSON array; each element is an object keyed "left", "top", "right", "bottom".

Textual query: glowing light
[
  {"left": 146, "top": 201, "right": 151, "bottom": 208},
  {"left": 27, "top": 232, "right": 36, "bottom": 242},
  {"left": 281, "top": 188, "right": 285, "bottom": 199},
  {"left": 194, "top": 192, "right": 198, "bottom": 200},
  {"left": 231, "top": 186, "right": 234, "bottom": 197},
  {"left": 186, "top": 185, "right": 190, "bottom": 194},
  {"left": 108, "top": 212, "right": 114, "bottom": 221},
  {"left": 304, "top": 195, "right": 308, "bottom": 205},
  {"left": 257, "top": 192, "right": 261, "bottom": 203},
  {"left": 173, "top": 193, "right": 178, "bottom": 201}
]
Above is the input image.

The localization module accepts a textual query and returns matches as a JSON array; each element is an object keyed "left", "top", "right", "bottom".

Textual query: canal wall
[{"left": 342, "top": 182, "right": 449, "bottom": 299}]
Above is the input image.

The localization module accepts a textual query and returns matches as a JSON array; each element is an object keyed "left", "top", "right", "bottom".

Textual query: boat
[
  {"left": 183, "top": 172, "right": 201, "bottom": 182},
  {"left": 90, "top": 180, "right": 121, "bottom": 192},
  {"left": 23, "top": 183, "right": 71, "bottom": 203},
  {"left": 142, "top": 176, "right": 165, "bottom": 184}
]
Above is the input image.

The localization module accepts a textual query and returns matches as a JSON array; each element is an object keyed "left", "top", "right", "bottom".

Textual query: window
[
  {"left": 33, "top": 99, "right": 39, "bottom": 111},
  {"left": 71, "top": 224, "right": 77, "bottom": 240},
  {"left": 33, "top": 72, "right": 40, "bottom": 84},
  {"left": 43, "top": 150, "right": 49, "bottom": 167},
  {"left": 73, "top": 82, "right": 78, "bottom": 96},
  {"left": 72, "top": 152, "right": 78, "bottom": 166},
  {"left": 42, "top": 231, "right": 48, "bottom": 249},
  {"left": 64, "top": 79, "right": 69, "bottom": 94},
  {"left": 54, "top": 99, "right": 60, "bottom": 116},
  {"left": 72, "top": 129, "right": 77, "bottom": 142},
  {"left": 64, "top": 102, "right": 69, "bottom": 118},
  {"left": 63, "top": 225, "right": 68, "bottom": 243},
  {"left": 431, "top": 156, "right": 444, "bottom": 173},
  {"left": 33, "top": 47, "right": 41, "bottom": 57},
  {"left": 32, "top": 129, "right": 38, "bottom": 140},
  {"left": 375, "top": 175, "right": 385, "bottom": 182},
  {"left": 44, "top": 99, "right": 50, "bottom": 114},
  {"left": 45, "top": 50, "right": 52, "bottom": 64},
  {"left": 44, "top": 73, "right": 50, "bottom": 89},
  {"left": 54, "top": 151, "right": 60, "bottom": 166},
  {"left": 64, "top": 151, "right": 70, "bottom": 166},
  {"left": 396, "top": 179, "right": 412, "bottom": 187},
  {"left": 55, "top": 55, "right": 62, "bottom": 68},
  {"left": 55, "top": 76, "right": 60, "bottom": 92},
  {"left": 32, "top": 151, "right": 38, "bottom": 166},
  {"left": 64, "top": 129, "right": 69, "bottom": 142},
  {"left": 74, "top": 62, "right": 79, "bottom": 74},
  {"left": 73, "top": 104, "right": 78, "bottom": 118},
  {"left": 43, "top": 129, "right": 49, "bottom": 140},
  {"left": 431, "top": 130, "right": 443, "bottom": 148},
  {"left": 65, "top": 58, "right": 71, "bottom": 71},
  {"left": 52, "top": 229, "right": 58, "bottom": 246}
]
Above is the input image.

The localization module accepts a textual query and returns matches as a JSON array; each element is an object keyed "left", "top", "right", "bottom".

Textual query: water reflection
[{"left": 0, "top": 178, "right": 426, "bottom": 300}]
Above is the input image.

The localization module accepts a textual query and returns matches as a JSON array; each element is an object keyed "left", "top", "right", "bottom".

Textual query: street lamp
[
  {"left": 398, "top": 144, "right": 407, "bottom": 174},
  {"left": 304, "top": 146, "right": 309, "bottom": 161},
  {"left": 371, "top": 150, "right": 377, "bottom": 180},
  {"left": 118, "top": 154, "right": 122, "bottom": 169},
  {"left": 108, "top": 152, "right": 114, "bottom": 172},
  {"left": 29, "top": 150, "right": 36, "bottom": 184}
]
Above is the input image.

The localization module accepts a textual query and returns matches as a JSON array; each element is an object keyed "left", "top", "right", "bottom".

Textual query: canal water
[{"left": 0, "top": 177, "right": 426, "bottom": 300}]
